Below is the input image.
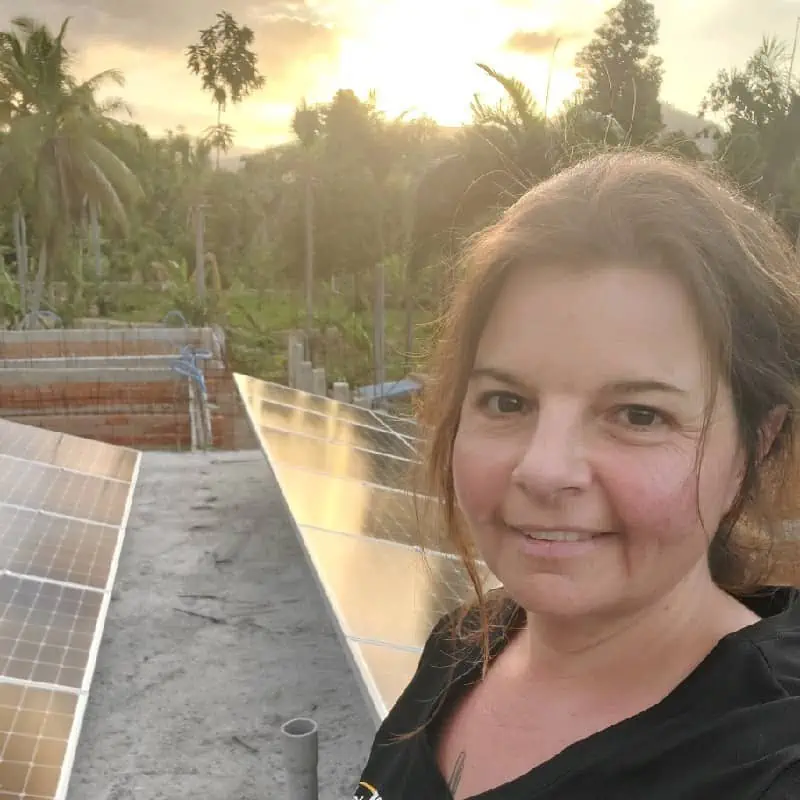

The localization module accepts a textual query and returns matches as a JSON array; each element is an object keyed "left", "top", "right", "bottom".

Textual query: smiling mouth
[{"left": 511, "top": 527, "right": 606, "bottom": 542}]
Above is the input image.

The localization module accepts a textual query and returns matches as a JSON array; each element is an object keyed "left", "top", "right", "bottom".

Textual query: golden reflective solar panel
[
  {"left": 0, "top": 574, "right": 102, "bottom": 689},
  {"left": 372, "top": 412, "right": 420, "bottom": 441},
  {"left": 348, "top": 642, "right": 425, "bottom": 722},
  {"left": 236, "top": 374, "right": 495, "bottom": 722},
  {"left": 236, "top": 373, "right": 384, "bottom": 430},
  {"left": 257, "top": 426, "right": 416, "bottom": 491},
  {"left": 273, "top": 464, "right": 454, "bottom": 554},
  {"left": 299, "top": 526, "right": 478, "bottom": 649},
  {"left": 0, "top": 418, "right": 137, "bottom": 482},
  {"left": 0, "top": 506, "right": 117, "bottom": 590},
  {"left": 253, "top": 397, "right": 414, "bottom": 460},
  {"left": 0, "top": 683, "right": 76, "bottom": 800},
  {"left": 0, "top": 456, "right": 129, "bottom": 526}
]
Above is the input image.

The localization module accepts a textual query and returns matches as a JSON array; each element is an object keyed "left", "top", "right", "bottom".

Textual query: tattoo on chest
[{"left": 448, "top": 751, "right": 466, "bottom": 793}]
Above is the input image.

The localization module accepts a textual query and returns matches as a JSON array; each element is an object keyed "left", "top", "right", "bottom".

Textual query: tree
[
  {"left": 202, "top": 122, "right": 235, "bottom": 162},
  {"left": 703, "top": 36, "right": 800, "bottom": 242},
  {"left": 186, "top": 11, "right": 265, "bottom": 169},
  {"left": 0, "top": 16, "right": 142, "bottom": 317},
  {"left": 575, "top": 0, "right": 664, "bottom": 145}
]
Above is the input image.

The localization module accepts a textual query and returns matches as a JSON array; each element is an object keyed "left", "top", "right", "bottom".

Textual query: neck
[{"left": 513, "top": 566, "right": 758, "bottom": 691}]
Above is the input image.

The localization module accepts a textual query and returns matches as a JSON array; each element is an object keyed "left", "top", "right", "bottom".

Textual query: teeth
[{"left": 519, "top": 530, "right": 594, "bottom": 542}]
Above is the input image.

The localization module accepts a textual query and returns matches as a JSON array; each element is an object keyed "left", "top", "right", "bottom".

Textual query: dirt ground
[{"left": 69, "top": 449, "right": 376, "bottom": 800}]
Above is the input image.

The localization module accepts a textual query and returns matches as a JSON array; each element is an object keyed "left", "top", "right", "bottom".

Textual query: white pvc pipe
[{"left": 280, "top": 717, "right": 319, "bottom": 800}]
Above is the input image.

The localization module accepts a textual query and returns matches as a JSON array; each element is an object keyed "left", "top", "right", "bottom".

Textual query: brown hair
[{"left": 416, "top": 149, "right": 800, "bottom": 676}]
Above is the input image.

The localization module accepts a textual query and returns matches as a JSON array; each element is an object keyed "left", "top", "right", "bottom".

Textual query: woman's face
[{"left": 451, "top": 265, "right": 745, "bottom": 620}]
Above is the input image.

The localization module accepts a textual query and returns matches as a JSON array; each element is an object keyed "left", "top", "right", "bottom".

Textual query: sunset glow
[{"left": 25, "top": 0, "right": 798, "bottom": 152}]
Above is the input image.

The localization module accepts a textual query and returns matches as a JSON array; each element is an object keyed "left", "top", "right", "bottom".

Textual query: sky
[{"left": 1, "top": 0, "right": 799, "bottom": 154}]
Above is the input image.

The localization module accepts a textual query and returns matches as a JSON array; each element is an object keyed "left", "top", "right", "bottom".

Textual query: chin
[{"left": 509, "top": 580, "right": 605, "bottom": 619}]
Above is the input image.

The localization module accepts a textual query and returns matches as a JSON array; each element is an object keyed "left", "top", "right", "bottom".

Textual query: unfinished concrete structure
[{"left": 0, "top": 325, "right": 255, "bottom": 451}]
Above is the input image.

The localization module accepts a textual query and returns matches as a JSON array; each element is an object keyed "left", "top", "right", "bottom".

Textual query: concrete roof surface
[{"left": 70, "top": 450, "right": 375, "bottom": 800}]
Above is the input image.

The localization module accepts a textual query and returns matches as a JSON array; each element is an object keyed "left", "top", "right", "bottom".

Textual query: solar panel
[
  {"left": 0, "top": 419, "right": 140, "bottom": 799},
  {"left": 235, "top": 373, "right": 495, "bottom": 725}
]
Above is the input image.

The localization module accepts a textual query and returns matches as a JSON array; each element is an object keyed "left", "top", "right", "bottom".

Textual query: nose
[{"left": 510, "top": 404, "right": 592, "bottom": 499}]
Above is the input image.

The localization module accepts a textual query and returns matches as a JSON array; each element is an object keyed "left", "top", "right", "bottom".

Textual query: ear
[{"left": 757, "top": 405, "right": 788, "bottom": 463}]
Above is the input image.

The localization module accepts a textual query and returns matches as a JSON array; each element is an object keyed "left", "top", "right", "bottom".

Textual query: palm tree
[
  {"left": 0, "top": 16, "right": 143, "bottom": 317},
  {"left": 202, "top": 122, "right": 235, "bottom": 165}
]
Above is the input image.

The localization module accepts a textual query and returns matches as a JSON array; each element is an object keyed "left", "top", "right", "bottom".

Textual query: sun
[{"left": 320, "top": 0, "right": 580, "bottom": 126}]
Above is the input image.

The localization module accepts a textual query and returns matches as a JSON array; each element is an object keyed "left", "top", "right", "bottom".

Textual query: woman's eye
[
  {"left": 617, "top": 405, "right": 664, "bottom": 428},
  {"left": 480, "top": 391, "right": 527, "bottom": 415}
]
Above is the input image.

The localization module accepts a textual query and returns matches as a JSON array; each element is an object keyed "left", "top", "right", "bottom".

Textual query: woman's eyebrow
[
  {"left": 469, "top": 367, "right": 528, "bottom": 390},
  {"left": 470, "top": 369, "right": 690, "bottom": 397},
  {"left": 602, "top": 379, "right": 689, "bottom": 396}
]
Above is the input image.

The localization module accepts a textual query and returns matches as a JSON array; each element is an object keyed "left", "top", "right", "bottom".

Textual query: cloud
[
  {"left": 505, "top": 29, "right": 566, "bottom": 55},
  {"left": 0, "top": 0, "right": 341, "bottom": 130},
  {"left": 250, "top": 17, "right": 340, "bottom": 83},
  {"left": 0, "top": 0, "right": 322, "bottom": 54}
]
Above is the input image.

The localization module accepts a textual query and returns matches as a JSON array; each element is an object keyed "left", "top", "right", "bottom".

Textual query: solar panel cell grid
[
  {"left": 0, "top": 507, "right": 117, "bottom": 589},
  {"left": 0, "top": 683, "right": 76, "bottom": 799},
  {"left": 0, "top": 457, "right": 129, "bottom": 526},
  {"left": 0, "top": 419, "right": 137, "bottom": 482},
  {"left": 0, "top": 575, "right": 102, "bottom": 689},
  {"left": 0, "top": 416, "right": 140, "bottom": 798}
]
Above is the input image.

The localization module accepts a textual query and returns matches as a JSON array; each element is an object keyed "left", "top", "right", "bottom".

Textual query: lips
[
  {"left": 509, "top": 526, "right": 609, "bottom": 542},
  {"left": 508, "top": 525, "right": 611, "bottom": 558},
  {"left": 516, "top": 529, "right": 597, "bottom": 542}
]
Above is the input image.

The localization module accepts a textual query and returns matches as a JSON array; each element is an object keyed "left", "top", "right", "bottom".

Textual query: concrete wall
[
  {"left": 0, "top": 327, "right": 223, "bottom": 360},
  {"left": 0, "top": 328, "right": 256, "bottom": 451}
]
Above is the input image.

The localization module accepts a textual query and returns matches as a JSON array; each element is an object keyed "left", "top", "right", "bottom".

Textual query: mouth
[
  {"left": 511, "top": 527, "right": 606, "bottom": 542},
  {"left": 507, "top": 525, "right": 612, "bottom": 557}
]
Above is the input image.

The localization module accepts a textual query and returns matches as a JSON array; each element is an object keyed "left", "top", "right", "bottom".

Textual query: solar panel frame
[{"left": 0, "top": 419, "right": 141, "bottom": 800}]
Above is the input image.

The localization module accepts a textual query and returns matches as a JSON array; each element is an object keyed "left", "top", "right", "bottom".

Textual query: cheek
[
  {"left": 452, "top": 431, "right": 513, "bottom": 523},
  {"left": 600, "top": 447, "right": 739, "bottom": 544}
]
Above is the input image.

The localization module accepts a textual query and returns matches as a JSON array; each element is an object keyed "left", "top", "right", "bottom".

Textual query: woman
[{"left": 354, "top": 151, "right": 800, "bottom": 799}]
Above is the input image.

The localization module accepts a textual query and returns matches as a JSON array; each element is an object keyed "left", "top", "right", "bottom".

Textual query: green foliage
[
  {"left": 0, "top": 9, "right": 797, "bottom": 389},
  {"left": 575, "top": 0, "right": 664, "bottom": 145},
  {"left": 702, "top": 36, "right": 800, "bottom": 235},
  {"left": 186, "top": 11, "right": 265, "bottom": 167}
]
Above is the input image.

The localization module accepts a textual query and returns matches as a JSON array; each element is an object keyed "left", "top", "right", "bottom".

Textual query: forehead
[{"left": 475, "top": 264, "right": 709, "bottom": 391}]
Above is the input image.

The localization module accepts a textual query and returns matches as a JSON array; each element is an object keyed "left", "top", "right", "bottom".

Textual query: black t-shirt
[{"left": 354, "top": 588, "right": 800, "bottom": 799}]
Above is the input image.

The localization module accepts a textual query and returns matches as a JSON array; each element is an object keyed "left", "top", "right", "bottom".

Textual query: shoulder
[{"left": 736, "top": 587, "right": 800, "bottom": 694}]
